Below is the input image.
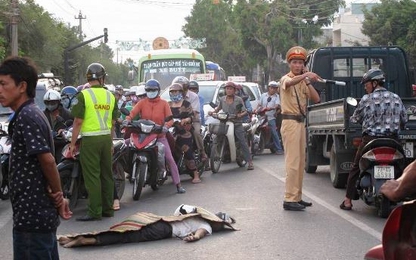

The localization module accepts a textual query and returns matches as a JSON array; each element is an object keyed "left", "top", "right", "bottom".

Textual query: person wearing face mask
[
  {"left": 127, "top": 79, "right": 186, "bottom": 194},
  {"left": 43, "top": 89, "right": 67, "bottom": 163},
  {"left": 168, "top": 83, "right": 201, "bottom": 184}
]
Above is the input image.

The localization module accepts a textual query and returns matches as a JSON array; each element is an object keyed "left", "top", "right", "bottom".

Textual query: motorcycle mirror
[
  {"left": 120, "top": 107, "right": 130, "bottom": 116},
  {"left": 209, "top": 102, "right": 218, "bottom": 108},
  {"left": 64, "top": 119, "right": 73, "bottom": 127},
  {"left": 346, "top": 97, "right": 358, "bottom": 107}
]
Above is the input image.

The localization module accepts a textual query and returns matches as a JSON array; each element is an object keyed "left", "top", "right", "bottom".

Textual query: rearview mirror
[{"left": 346, "top": 97, "right": 358, "bottom": 107}]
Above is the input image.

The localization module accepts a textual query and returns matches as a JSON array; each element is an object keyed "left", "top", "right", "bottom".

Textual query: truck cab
[{"left": 305, "top": 46, "right": 414, "bottom": 188}]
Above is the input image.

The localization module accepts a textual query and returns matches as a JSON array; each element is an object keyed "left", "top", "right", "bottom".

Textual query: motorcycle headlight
[
  {"left": 140, "top": 123, "right": 154, "bottom": 133},
  {"left": 217, "top": 113, "right": 228, "bottom": 120}
]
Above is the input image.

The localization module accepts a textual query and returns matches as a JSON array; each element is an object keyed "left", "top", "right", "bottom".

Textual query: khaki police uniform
[
  {"left": 280, "top": 46, "right": 310, "bottom": 203},
  {"left": 72, "top": 86, "right": 118, "bottom": 218}
]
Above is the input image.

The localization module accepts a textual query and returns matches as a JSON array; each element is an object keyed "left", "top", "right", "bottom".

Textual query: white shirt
[
  {"left": 185, "top": 90, "right": 201, "bottom": 113},
  {"left": 170, "top": 217, "right": 212, "bottom": 238},
  {"left": 258, "top": 92, "right": 281, "bottom": 121}
]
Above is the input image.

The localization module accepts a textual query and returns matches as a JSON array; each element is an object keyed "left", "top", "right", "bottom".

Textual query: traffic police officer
[
  {"left": 279, "top": 46, "right": 321, "bottom": 211},
  {"left": 70, "top": 63, "right": 119, "bottom": 221}
]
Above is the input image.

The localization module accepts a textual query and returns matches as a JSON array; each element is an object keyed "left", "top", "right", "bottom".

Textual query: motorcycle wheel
[
  {"left": 132, "top": 161, "right": 146, "bottom": 201},
  {"left": 377, "top": 196, "right": 391, "bottom": 218},
  {"left": 59, "top": 170, "right": 79, "bottom": 210},
  {"left": 210, "top": 137, "right": 225, "bottom": 173},
  {"left": 257, "top": 132, "right": 265, "bottom": 154},
  {"left": 113, "top": 161, "right": 126, "bottom": 200}
]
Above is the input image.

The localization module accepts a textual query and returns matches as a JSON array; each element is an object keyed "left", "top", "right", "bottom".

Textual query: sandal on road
[
  {"left": 247, "top": 164, "right": 254, "bottom": 170},
  {"left": 340, "top": 201, "right": 352, "bottom": 210}
]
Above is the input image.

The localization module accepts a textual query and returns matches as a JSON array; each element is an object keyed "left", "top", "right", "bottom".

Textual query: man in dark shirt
[{"left": 0, "top": 56, "right": 72, "bottom": 260}]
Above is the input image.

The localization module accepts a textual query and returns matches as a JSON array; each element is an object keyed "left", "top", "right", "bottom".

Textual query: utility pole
[
  {"left": 10, "top": 0, "right": 19, "bottom": 56},
  {"left": 74, "top": 11, "right": 86, "bottom": 40}
]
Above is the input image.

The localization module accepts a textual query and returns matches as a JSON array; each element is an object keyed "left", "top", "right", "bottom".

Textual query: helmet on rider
[
  {"left": 361, "top": 68, "right": 385, "bottom": 85},
  {"left": 145, "top": 79, "right": 161, "bottom": 99},
  {"left": 43, "top": 89, "right": 61, "bottom": 112},
  {"left": 189, "top": 80, "right": 199, "bottom": 92},
  {"left": 136, "top": 84, "right": 146, "bottom": 98},
  {"left": 224, "top": 81, "right": 238, "bottom": 89},
  {"left": 61, "top": 86, "right": 78, "bottom": 109},
  {"left": 86, "top": 63, "right": 106, "bottom": 84},
  {"left": 361, "top": 68, "right": 385, "bottom": 93},
  {"left": 268, "top": 81, "right": 280, "bottom": 88},
  {"left": 172, "top": 76, "right": 190, "bottom": 91}
]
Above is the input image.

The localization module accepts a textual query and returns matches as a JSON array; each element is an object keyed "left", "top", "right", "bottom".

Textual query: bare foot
[{"left": 192, "top": 178, "right": 201, "bottom": 184}]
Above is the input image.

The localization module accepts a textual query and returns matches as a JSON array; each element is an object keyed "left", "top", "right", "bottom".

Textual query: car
[
  {"left": 161, "top": 80, "right": 261, "bottom": 125},
  {"left": 0, "top": 83, "right": 47, "bottom": 132}
]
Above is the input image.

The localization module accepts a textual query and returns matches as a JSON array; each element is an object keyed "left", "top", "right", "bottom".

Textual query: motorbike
[
  {"left": 167, "top": 118, "right": 205, "bottom": 178},
  {"left": 357, "top": 138, "right": 406, "bottom": 217},
  {"left": 121, "top": 113, "right": 167, "bottom": 201},
  {"left": 251, "top": 103, "right": 282, "bottom": 155},
  {"left": 58, "top": 128, "right": 127, "bottom": 209},
  {"left": 0, "top": 128, "right": 10, "bottom": 200},
  {"left": 364, "top": 200, "right": 416, "bottom": 260},
  {"left": 208, "top": 112, "right": 247, "bottom": 173}
]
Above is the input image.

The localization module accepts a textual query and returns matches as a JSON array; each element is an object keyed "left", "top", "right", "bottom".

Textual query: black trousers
[{"left": 96, "top": 221, "right": 172, "bottom": 246}]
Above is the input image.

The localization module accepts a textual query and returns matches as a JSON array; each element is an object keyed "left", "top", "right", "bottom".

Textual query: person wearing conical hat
[{"left": 279, "top": 46, "right": 322, "bottom": 211}]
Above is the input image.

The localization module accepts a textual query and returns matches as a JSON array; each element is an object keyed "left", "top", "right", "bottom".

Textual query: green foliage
[
  {"left": 183, "top": 0, "right": 344, "bottom": 83},
  {"left": 362, "top": 0, "right": 416, "bottom": 67},
  {"left": 0, "top": 0, "right": 127, "bottom": 87}
]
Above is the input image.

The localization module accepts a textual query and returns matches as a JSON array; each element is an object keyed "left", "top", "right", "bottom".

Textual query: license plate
[
  {"left": 374, "top": 165, "right": 394, "bottom": 179},
  {"left": 403, "top": 142, "right": 414, "bottom": 158}
]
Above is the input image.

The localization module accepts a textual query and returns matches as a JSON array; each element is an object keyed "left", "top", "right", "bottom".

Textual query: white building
[{"left": 332, "top": 2, "right": 378, "bottom": 46}]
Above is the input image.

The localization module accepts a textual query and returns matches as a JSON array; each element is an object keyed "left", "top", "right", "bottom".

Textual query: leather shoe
[
  {"left": 283, "top": 202, "right": 305, "bottom": 211},
  {"left": 76, "top": 215, "right": 101, "bottom": 221},
  {"left": 298, "top": 200, "right": 312, "bottom": 207}
]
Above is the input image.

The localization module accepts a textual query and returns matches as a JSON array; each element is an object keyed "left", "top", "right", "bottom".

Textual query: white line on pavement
[{"left": 259, "top": 165, "right": 382, "bottom": 242}]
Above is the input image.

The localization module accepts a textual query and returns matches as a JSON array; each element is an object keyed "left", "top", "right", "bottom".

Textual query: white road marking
[{"left": 259, "top": 165, "right": 382, "bottom": 241}]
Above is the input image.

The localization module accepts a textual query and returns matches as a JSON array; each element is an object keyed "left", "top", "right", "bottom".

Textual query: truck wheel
[{"left": 330, "top": 146, "right": 347, "bottom": 188}]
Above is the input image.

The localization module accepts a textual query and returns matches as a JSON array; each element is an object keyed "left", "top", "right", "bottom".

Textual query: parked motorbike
[
  {"left": 58, "top": 128, "right": 127, "bottom": 209},
  {"left": 208, "top": 112, "right": 247, "bottom": 173},
  {"left": 0, "top": 128, "right": 10, "bottom": 200},
  {"left": 364, "top": 200, "right": 416, "bottom": 259},
  {"left": 168, "top": 118, "right": 205, "bottom": 178}
]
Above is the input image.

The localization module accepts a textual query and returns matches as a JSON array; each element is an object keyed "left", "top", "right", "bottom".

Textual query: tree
[{"left": 362, "top": 0, "right": 416, "bottom": 70}]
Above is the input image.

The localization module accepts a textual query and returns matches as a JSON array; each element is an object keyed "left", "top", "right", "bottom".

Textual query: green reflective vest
[{"left": 81, "top": 88, "right": 115, "bottom": 136}]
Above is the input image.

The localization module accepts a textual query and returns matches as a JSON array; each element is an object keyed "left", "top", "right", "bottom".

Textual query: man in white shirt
[{"left": 256, "top": 81, "right": 284, "bottom": 154}]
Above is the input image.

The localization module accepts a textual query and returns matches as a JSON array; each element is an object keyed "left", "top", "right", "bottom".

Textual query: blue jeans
[
  {"left": 268, "top": 119, "right": 283, "bottom": 152},
  {"left": 13, "top": 228, "right": 59, "bottom": 260}
]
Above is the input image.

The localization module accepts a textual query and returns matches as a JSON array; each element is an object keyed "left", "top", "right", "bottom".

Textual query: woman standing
[{"left": 168, "top": 83, "right": 201, "bottom": 183}]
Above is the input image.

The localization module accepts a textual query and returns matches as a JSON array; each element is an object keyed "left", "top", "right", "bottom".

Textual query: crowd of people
[{"left": 1, "top": 44, "right": 416, "bottom": 259}]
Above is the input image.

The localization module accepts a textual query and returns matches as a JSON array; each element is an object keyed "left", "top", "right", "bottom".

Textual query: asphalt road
[{"left": 0, "top": 152, "right": 387, "bottom": 260}]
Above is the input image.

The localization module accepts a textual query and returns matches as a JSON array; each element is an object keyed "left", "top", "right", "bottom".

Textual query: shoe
[
  {"left": 76, "top": 215, "right": 101, "bottom": 221},
  {"left": 283, "top": 202, "right": 305, "bottom": 211},
  {"left": 102, "top": 213, "right": 114, "bottom": 218},
  {"left": 177, "top": 186, "right": 186, "bottom": 194},
  {"left": 275, "top": 150, "right": 284, "bottom": 155},
  {"left": 298, "top": 200, "right": 312, "bottom": 207},
  {"left": 339, "top": 201, "right": 352, "bottom": 210},
  {"left": 247, "top": 163, "right": 254, "bottom": 170}
]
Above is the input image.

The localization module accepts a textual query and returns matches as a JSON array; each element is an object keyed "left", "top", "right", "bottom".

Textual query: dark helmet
[
  {"left": 172, "top": 76, "right": 190, "bottom": 89},
  {"left": 86, "top": 63, "right": 106, "bottom": 81},
  {"left": 61, "top": 86, "right": 78, "bottom": 98},
  {"left": 361, "top": 68, "right": 385, "bottom": 84},
  {"left": 145, "top": 79, "right": 161, "bottom": 91},
  {"left": 189, "top": 80, "right": 199, "bottom": 90}
]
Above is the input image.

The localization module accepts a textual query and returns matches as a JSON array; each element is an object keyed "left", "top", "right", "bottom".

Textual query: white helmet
[
  {"left": 136, "top": 84, "right": 146, "bottom": 96},
  {"left": 43, "top": 89, "right": 61, "bottom": 101},
  {"left": 174, "top": 204, "right": 197, "bottom": 216}
]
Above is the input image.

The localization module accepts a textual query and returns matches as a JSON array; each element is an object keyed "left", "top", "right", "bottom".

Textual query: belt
[{"left": 281, "top": 114, "right": 305, "bottom": 123}]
